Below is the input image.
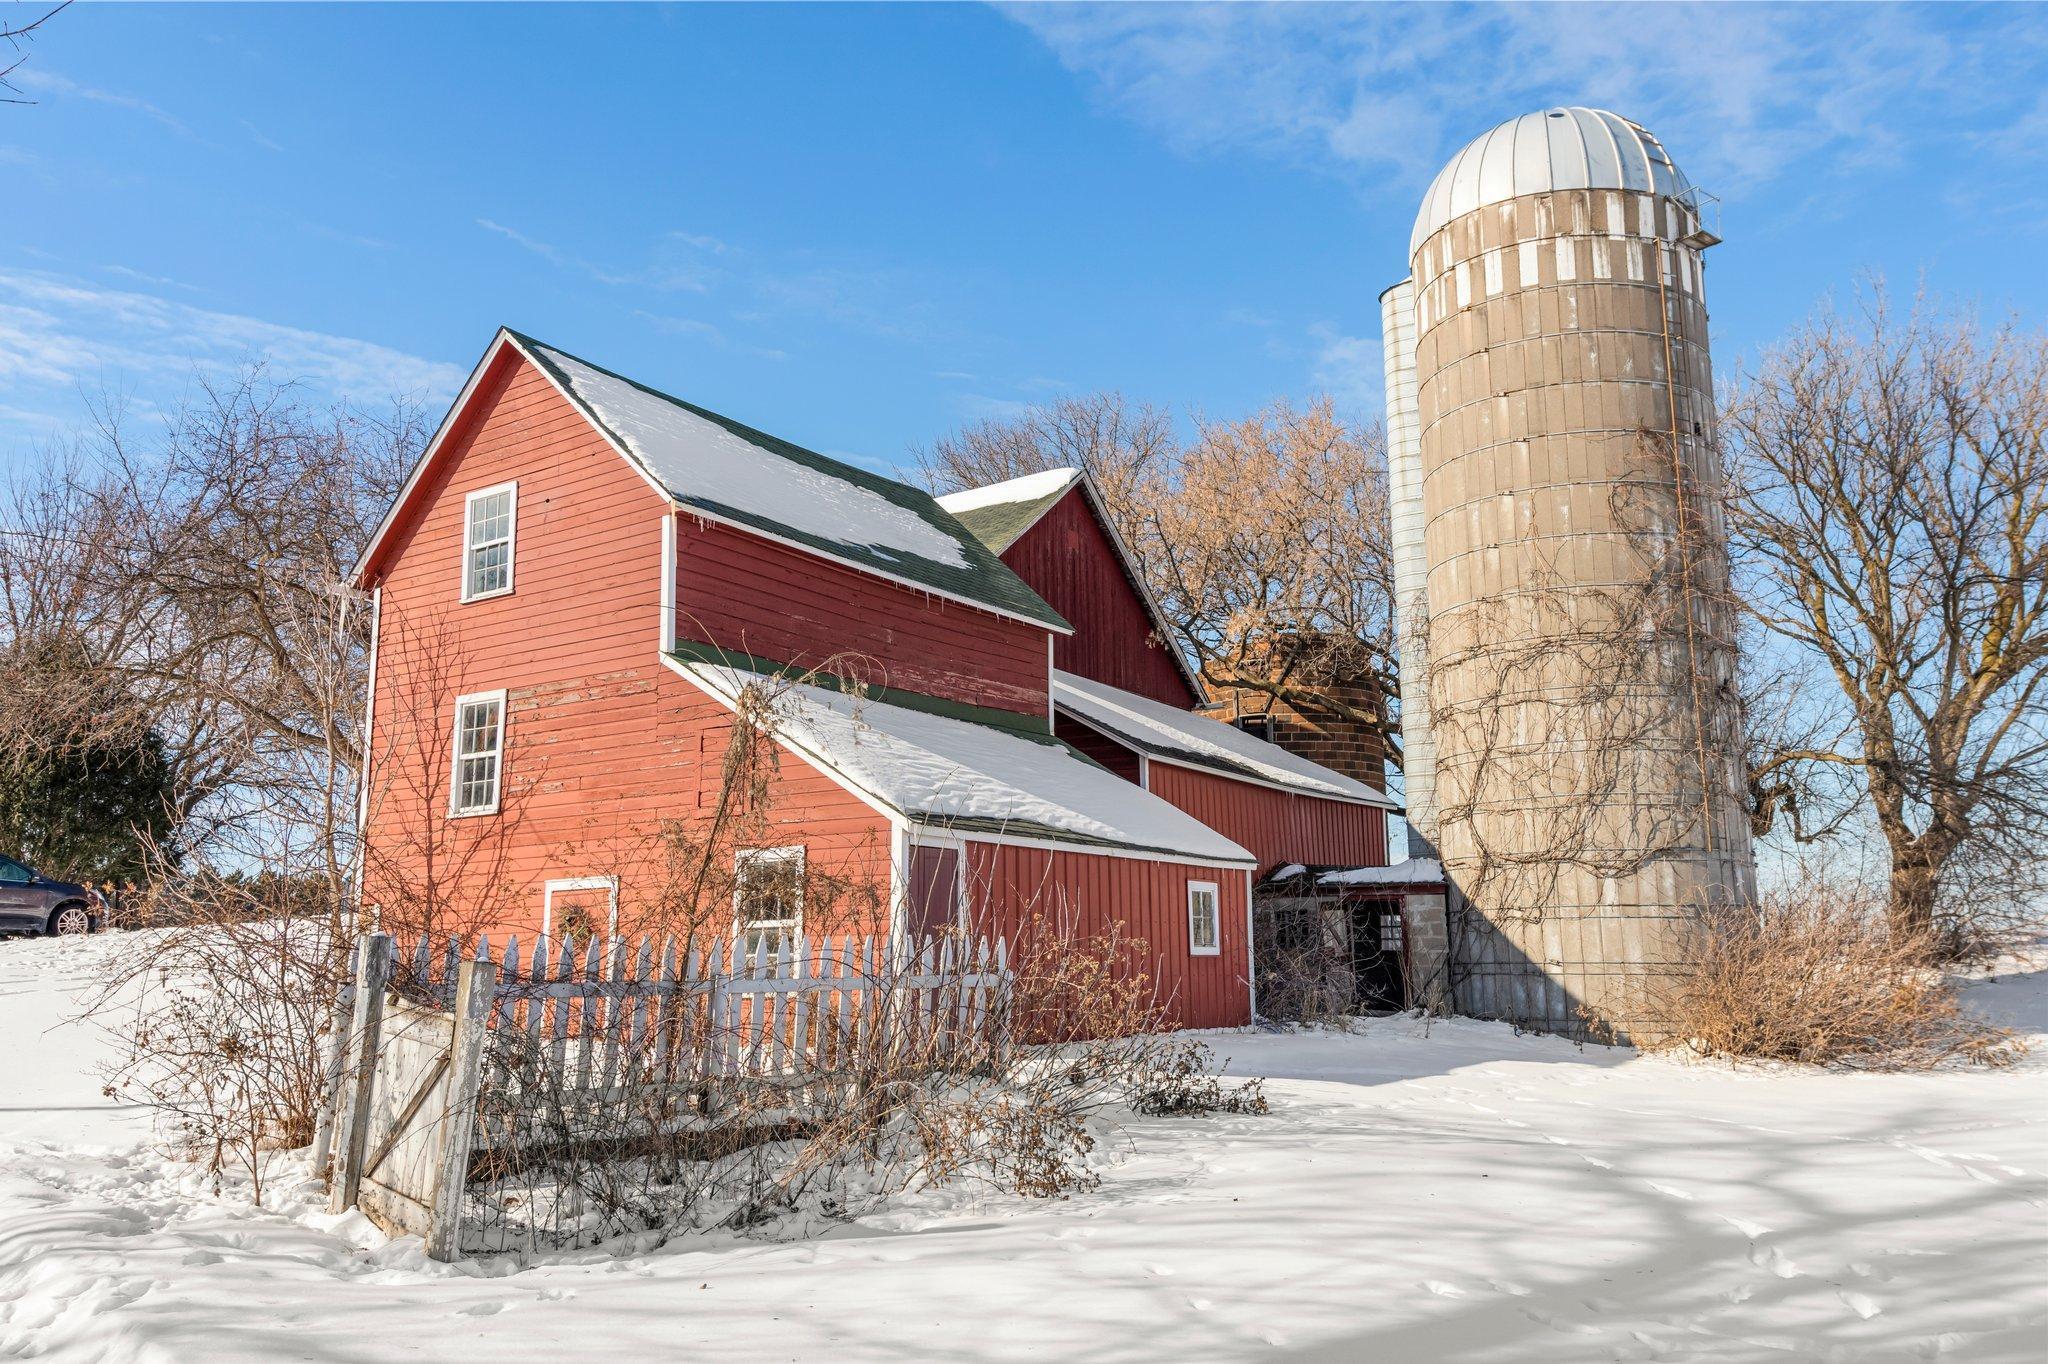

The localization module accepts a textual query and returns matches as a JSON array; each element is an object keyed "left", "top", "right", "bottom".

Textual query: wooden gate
[{"left": 321, "top": 934, "right": 496, "bottom": 1259}]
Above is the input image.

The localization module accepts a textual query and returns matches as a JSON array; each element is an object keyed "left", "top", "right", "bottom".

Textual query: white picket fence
[{"left": 316, "top": 929, "right": 1012, "bottom": 1259}]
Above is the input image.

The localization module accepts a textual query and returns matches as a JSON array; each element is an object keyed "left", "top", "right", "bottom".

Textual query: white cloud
[
  {"left": 477, "top": 218, "right": 713, "bottom": 292},
  {"left": 1308, "top": 323, "right": 1385, "bottom": 418},
  {"left": 1005, "top": 3, "right": 2048, "bottom": 200},
  {"left": 12, "top": 69, "right": 192, "bottom": 136},
  {"left": 0, "top": 268, "right": 464, "bottom": 440},
  {"left": 633, "top": 309, "right": 788, "bottom": 361}
]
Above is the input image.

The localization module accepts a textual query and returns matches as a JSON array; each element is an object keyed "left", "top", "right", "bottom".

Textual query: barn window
[
  {"left": 735, "top": 846, "right": 805, "bottom": 949},
  {"left": 1231, "top": 713, "right": 1274, "bottom": 743},
  {"left": 449, "top": 689, "right": 506, "bottom": 816},
  {"left": 462, "top": 481, "right": 517, "bottom": 601},
  {"left": 543, "top": 876, "right": 618, "bottom": 944},
  {"left": 1187, "top": 880, "right": 1220, "bottom": 956}
]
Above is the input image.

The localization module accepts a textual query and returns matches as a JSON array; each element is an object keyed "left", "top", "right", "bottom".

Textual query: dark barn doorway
[{"left": 1346, "top": 897, "right": 1407, "bottom": 1012}]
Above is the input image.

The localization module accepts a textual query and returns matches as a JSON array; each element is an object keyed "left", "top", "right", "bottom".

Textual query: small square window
[
  {"left": 735, "top": 846, "right": 805, "bottom": 951},
  {"left": 1231, "top": 713, "right": 1274, "bottom": 743},
  {"left": 1187, "top": 880, "right": 1220, "bottom": 956},
  {"left": 449, "top": 690, "right": 506, "bottom": 816},
  {"left": 462, "top": 482, "right": 517, "bottom": 601}
]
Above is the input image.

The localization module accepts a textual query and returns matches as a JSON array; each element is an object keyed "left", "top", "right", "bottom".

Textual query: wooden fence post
[
  {"left": 327, "top": 932, "right": 393, "bottom": 1213},
  {"left": 307, "top": 974, "right": 359, "bottom": 1182},
  {"left": 428, "top": 955, "right": 498, "bottom": 1262}
]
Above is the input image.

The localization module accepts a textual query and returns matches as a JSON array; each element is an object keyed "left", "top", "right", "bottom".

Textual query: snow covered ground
[{"left": 3, "top": 932, "right": 2044, "bottom": 1363}]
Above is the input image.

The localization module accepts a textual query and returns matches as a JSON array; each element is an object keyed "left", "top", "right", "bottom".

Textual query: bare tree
[
  {"left": 1, "top": 0, "right": 69, "bottom": 104},
  {"left": 1723, "top": 288, "right": 2048, "bottom": 943},
  {"left": 0, "top": 371, "right": 423, "bottom": 890},
  {"left": 917, "top": 392, "right": 1401, "bottom": 759},
  {"left": 912, "top": 391, "right": 1174, "bottom": 512},
  {"left": 1135, "top": 398, "right": 1398, "bottom": 747}
]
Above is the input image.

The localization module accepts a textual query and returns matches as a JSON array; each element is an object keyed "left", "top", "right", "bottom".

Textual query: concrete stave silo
[{"left": 1381, "top": 108, "right": 1756, "bottom": 1038}]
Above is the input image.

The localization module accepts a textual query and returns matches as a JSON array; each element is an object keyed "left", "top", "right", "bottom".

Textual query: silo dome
[{"left": 1410, "top": 107, "right": 1693, "bottom": 255}]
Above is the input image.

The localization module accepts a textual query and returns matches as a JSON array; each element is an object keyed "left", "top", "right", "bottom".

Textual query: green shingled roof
[
  {"left": 934, "top": 467, "right": 1083, "bottom": 556},
  {"left": 508, "top": 331, "right": 1072, "bottom": 634},
  {"left": 943, "top": 481, "right": 1078, "bottom": 554}
]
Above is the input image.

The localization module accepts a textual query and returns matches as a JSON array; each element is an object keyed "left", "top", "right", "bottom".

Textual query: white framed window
[
  {"left": 461, "top": 481, "right": 517, "bottom": 602},
  {"left": 449, "top": 689, "right": 506, "bottom": 816},
  {"left": 544, "top": 876, "right": 619, "bottom": 943},
  {"left": 1187, "top": 880, "right": 1220, "bottom": 956},
  {"left": 735, "top": 845, "right": 805, "bottom": 948}
]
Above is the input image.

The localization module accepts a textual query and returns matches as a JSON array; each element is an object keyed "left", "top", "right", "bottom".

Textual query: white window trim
[
  {"left": 734, "top": 845, "right": 806, "bottom": 937},
  {"left": 460, "top": 480, "right": 518, "bottom": 603},
  {"left": 543, "top": 875, "right": 619, "bottom": 942},
  {"left": 448, "top": 688, "right": 507, "bottom": 817},
  {"left": 1187, "top": 879, "right": 1221, "bottom": 956}
]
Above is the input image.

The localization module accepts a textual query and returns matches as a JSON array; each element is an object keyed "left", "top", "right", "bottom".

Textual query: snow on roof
[
  {"left": 1052, "top": 670, "right": 1397, "bottom": 807},
  {"left": 672, "top": 657, "right": 1256, "bottom": 866},
  {"left": 1317, "top": 859, "right": 1445, "bottom": 887},
  {"left": 937, "top": 467, "right": 1082, "bottom": 516},
  {"left": 936, "top": 468, "right": 1083, "bottom": 555},
  {"left": 516, "top": 335, "right": 1070, "bottom": 633}
]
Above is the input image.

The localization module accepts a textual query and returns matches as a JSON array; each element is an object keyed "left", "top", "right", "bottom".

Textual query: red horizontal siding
[
  {"left": 963, "top": 840, "right": 1252, "bottom": 1029},
  {"left": 360, "top": 351, "right": 892, "bottom": 941},
  {"left": 675, "top": 516, "right": 1052, "bottom": 719},
  {"left": 1000, "top": 488, "right": 1199, "bottom": 708},
  {"left": 1144, "top": 761, "right": 1385, "bottom": 876}
]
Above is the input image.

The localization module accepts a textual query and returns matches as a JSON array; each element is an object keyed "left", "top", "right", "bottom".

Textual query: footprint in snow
[
  {"left": 1719, "top": 1215, "right": 1770, "bottom": 1239},
  {"left": 1185, "top": 1297, "right": 1214, "bottom": 1313},
  {"left": 1421, "top": 1280, "right": 1467, "bottom": 1298},
  {"left": 1839, "top": 1291, "right": 1882, "bottom": 1320},
  {"left": 1487, "top": 1279, "right": 1533, "bottom": 1297},
  {"left": 1580, "top": 1154, "right": 1616, "bottom": 1170},
  {"left": 1748, "top": 1245, "right": 1801, "bottom": 1279},
  {"left": 1915, "top": 1330, "right": 1971, "bottom": 1358},
  {"left": 1146, "top": 1264, "right": 1176, "bottom": 1277},
  {"left": 456, "top": 1301, "right": 506, "bottom": 1317},
  {"left": 1644, "top": 1182, "right": 1694, "bottom": 1201}
]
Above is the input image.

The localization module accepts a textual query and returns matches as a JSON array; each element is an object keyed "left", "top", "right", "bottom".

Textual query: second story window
[
  {"left": 450, "top": 689, "right": 506, "bottom": 816},
  {"left": 462, "top": 481, "right": 517, "bottom": 601}
]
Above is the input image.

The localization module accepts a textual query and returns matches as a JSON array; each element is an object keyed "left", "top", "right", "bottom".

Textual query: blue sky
[{"left": 5, "top": 2, "right": 2046, "bottom": 479}]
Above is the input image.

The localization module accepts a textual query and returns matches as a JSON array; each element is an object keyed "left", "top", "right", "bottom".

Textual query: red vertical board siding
[
  {"left": 674, "top": 516, "right": 1051, "bottom": 718},
  {"left": 963, "top": 841, "right": 1252, "bottom": 1029},
  {"left": 361, "top": 350, "right": 893, "bottom": 940},
  {"left": 1052, "top": 713, "right": 1142, "bottom": 784},
  {"left": 999, "top": 489, "right": 1199, "bottom": 709},
  {"left": 1144, "top": 762, "right": 1386, "bottom": 875}
]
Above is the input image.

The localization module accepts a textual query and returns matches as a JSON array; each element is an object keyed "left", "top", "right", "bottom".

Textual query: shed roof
[
  {"left": 1052, "top": 670, "right": 1397, "bottom": 808},
  {"left": 668, "top": 655, "right": 1256, "bottom": 866}
]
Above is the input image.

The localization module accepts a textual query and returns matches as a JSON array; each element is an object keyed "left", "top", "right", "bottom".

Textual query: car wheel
[{"left": 49, "top": 904, "right": 91, "bottom": 936}]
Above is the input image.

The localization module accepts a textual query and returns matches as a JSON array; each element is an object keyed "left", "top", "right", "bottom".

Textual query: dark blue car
[{"left": 0, "top": 856, "right": 101, "bottom": 936}]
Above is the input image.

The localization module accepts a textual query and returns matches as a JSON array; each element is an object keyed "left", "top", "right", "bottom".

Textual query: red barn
[
  {"left": 352, "top": 331, "right": 1257, "bottom": 1027},
  {"left": 938, "top": 469, "right": 1395, "bottom": 876}
]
